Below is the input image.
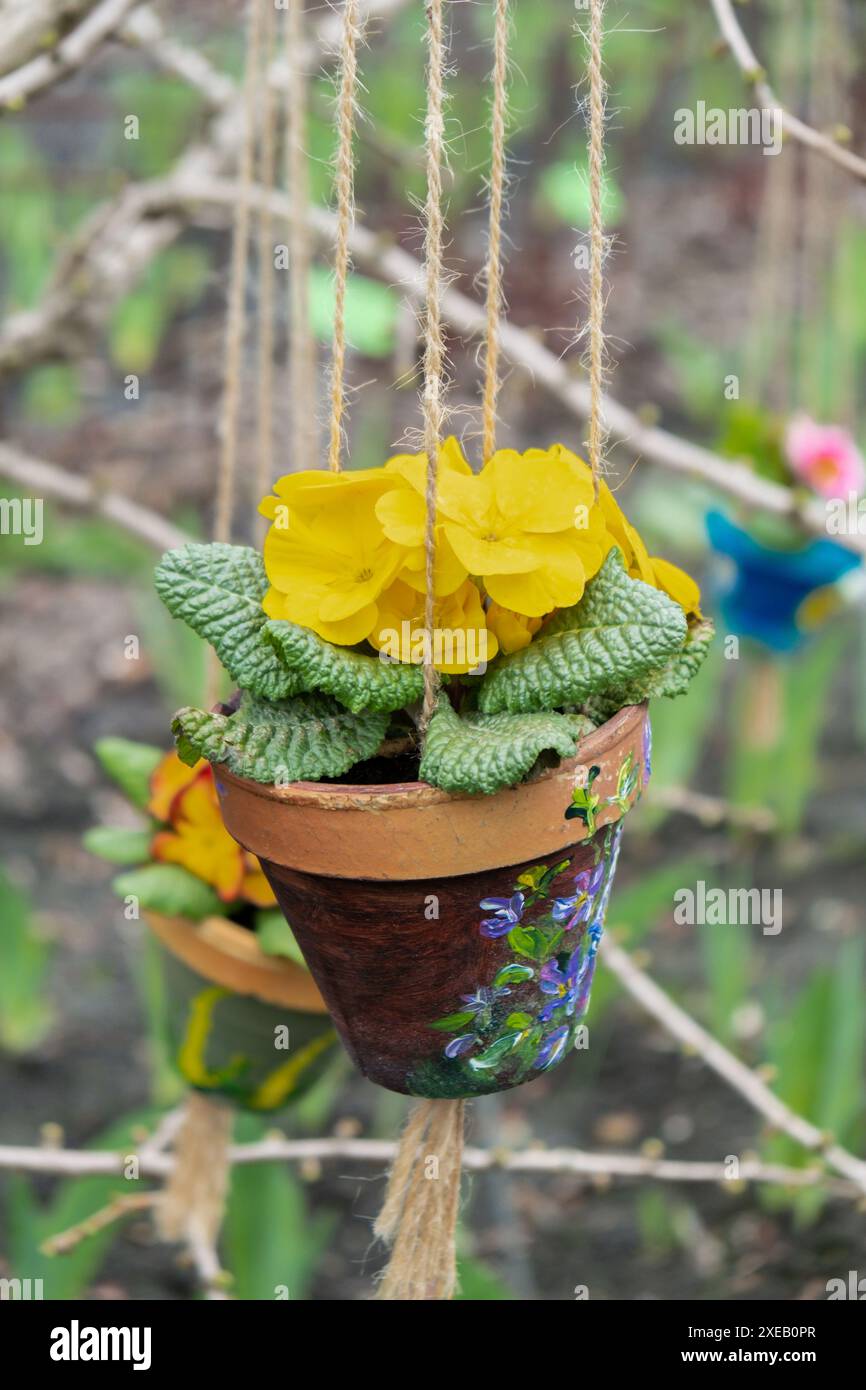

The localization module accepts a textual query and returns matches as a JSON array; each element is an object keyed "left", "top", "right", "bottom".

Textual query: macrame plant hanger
[
  {"left": 373, "top": 0, "right": 609, "bottom": 1300},
  {"left": 158, "top": 0, "right": 317, "bottom": 1271}
]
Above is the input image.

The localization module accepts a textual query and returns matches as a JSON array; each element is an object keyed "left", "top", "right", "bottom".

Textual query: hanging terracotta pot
[
  {"left": 145, "top": 911, "right": 337, "bottom": 1112},
  {"left": 212, "top": 702, "right": 650, "bottom": 1099}
]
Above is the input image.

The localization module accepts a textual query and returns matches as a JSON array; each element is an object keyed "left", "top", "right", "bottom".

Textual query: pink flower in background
[{"left": 785, "top": 415, "right": 865, "bottom": 500}]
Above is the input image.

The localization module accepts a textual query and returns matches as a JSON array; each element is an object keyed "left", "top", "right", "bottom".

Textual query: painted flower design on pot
[
  {"left": 427, "top": 827, "right": 620, "bottom": 1091},
  {"left": 431, "top": 983, "right": 514, "bottom": 1058},
  {"left": 551, "top": 858, "right": 606, "bottom": 931},
  {"left": 479, "top": 890, "right": 525, "bottom": 939}
]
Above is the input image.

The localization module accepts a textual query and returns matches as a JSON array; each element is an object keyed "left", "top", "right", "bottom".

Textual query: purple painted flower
[
  {"left": 534, "top": 1025, "right": 570, "bottom": 1070},
  {"left": 539, "top": 948, "right": 582, "bottom": 1020},
  {"left": 551, "top": 858, "right": 605, "bottom": 930},
  {"left": 479, "top": 891, "right": 525, "bottom": 939},
  {"left": 573, "top": 923, "right": 603, "bottom": 1016},
  {"left": 460, "top": 985, "right": 510, "bottom": 1015},
  {"left": 642, "top": 715, "right": 653, "bottom": 786},
  {"left": 573, "top": 859, "right": 606, "bottom": 896},
  {"left": 444, "top": 1034, "right": 477, "bottom": 1059}
]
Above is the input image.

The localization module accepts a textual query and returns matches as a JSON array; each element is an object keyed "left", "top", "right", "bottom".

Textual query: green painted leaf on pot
[
  {"left": 418, "top": 697, "right": 578, "bottom": 796},
  {"left": 112, "top": 863, "right": 222, "bottom": 920},
  {"left": 505, "top": 1011, "right": 534, "bottom": 1030},
  {"left": 255, "top": 911, "right": 306, "bottom": 965},
  {"left": 265, "top": 618, "right": 424, "bottom": 713},
  {"left": 430, "top": 1010, "right": 477, "bottom": 1032},
  {"left": 83, "top": 825, "right": 153, "bottom": 865},
  {"left": 154, "top": 543, "right": 304, "bottom": 701},
  {"left": 508, "top": 925, "right": 550, "bottom": 961},
  {"left": 93, "top": 737, "right": 163, "bottom": 809},
  {"left": 492, "top": 962, "right": 535, "bottom": 987},
  {"left": 468, "top": 1030, "right": 524, "bottom": 1070},
  {"left": 171, "top": 692, "right": 389, "bottom": 785},
  {"left": 478, "top": 549, "right": 688, "bottom": 715}
]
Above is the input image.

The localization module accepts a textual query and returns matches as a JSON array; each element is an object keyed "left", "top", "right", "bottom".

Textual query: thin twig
[
  {"left": 602, "top": 936, "right": 866, "bottom": 1196},
  {"left": 0, "top": 0, "right": 142, "bottom": 107},
  {"left": 0, "top": 439, "right": 190, "bottom": 552},
  {"left": 0, "top": 1137, "right": 857, "bottom": 1199},
  {"left": 708, "top": 0, "right": 866, "bottom": 183},
  {"left": 647, "top": 784, "right": 778, "bottom": 833},
  {"left": 40, "top": 1192, "right": 157, "bottom": 1256}
]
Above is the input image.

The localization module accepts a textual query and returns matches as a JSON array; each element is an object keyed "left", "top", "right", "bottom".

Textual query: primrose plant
[{"left": 154, "top": 441, "right": 713, "bottom": 796}]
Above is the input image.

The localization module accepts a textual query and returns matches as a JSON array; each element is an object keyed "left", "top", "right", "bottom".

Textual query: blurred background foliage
[{"left": 0, "top": 0, "right": 864, "bottom": 1300}]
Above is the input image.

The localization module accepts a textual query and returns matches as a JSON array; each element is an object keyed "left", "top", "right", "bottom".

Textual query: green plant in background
[
  {"left": 110, "top": 245, "right": 210, "bottom": 374},
  {"left": 760, "top": 938, "right": 866, "bottom": 1224},
  {"left": 225, "top": 1114, "right": 335, "bottom": 1300},
  {"left": 727, "top": 629, "right": 849, "bottom": 835},
  {"left": 0, "top": 869, "right": 54, "bottom": 1053},
  {"left": 3, "top": 1111, "right": 159, "bottom": 1300}
]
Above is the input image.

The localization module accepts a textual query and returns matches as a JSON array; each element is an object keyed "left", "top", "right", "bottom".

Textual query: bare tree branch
[
  {"left": 0, "top": 0, "right": 142, "bottom": 108},
  {"left": 182, "top": 175, "right": 866, "bottom": 558},
  {"left": 0, "top": 1, "right": 101, "bottom": 77},
  {"left": 708, "top": 0, "right": 866, "bottom": 182},
  {"left": 0, "top": 1137, "right": 856, "bottom": 1197},
  {"left": 0, "top": 440, "right": 190, "bottom": 551},
  {"left": 602, "top": 936, "right": 866, "bottom": 1196}
]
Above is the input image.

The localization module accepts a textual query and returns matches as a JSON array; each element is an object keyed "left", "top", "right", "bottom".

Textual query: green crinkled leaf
[
  {"left": 93, "top": 737, "right": 163, "bottom": 809},
  {"left": 265, "top": 619, "right": 424, "bottom": 714},
  {"left": 418, "top": 698, "right": 578, "bottom": 796},
  {"left": 171, "top": 692, "right": 389, "bottom": 786},
  {"left": 477, "top": 549, "right": 688, "bottom": 715},
  {"left": 154, "top": 543, "right": 304, "bottom": 700},
  {"left": 112, "top": 863, "right": 222, "bottom": 920},
  {"left": 83, "top": 826, "right": 153, "bottom": 865},
  {"left": 584, "top": 618, "right": 716, "bottom": 722}
]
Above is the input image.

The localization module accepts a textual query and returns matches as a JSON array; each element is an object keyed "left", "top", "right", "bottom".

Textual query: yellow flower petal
[
  {"left": 650, "top": 556, "right": 702, "bottom": 617},
  {"left": 487, "top": 602, "right": 542, "bottom": 654},
  {"left": 148, "top": 752, "right": 206, "bottom": 822},
  {"left": 152, "top": 775, "right": 246, "bottom": 903}
]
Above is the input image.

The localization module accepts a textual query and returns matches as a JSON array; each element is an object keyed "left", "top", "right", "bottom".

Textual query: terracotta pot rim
[
  {"left": 214, "top": 701, "right": 647, "bottom": 812},
  {"left": 144, "top": 910, "right": 327, "bottom": 1013}
]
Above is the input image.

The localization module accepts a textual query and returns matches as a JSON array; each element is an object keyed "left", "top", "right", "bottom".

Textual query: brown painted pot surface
[
  {"left": 213, "top": 703, "right": 650, "bottom": 1098},
  {"left": 145, "top": 912, "right": 336, "bottom": 1112}
]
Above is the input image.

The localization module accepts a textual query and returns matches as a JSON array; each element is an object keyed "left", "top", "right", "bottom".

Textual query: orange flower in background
[
  {"left": 151, "top": 758, "right": 276, "bottom": 907},
  {"left": 148, "top": 750, "right": 204, "bottom": 821}
]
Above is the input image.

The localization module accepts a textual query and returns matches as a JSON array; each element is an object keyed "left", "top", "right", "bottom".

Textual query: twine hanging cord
[{"left": 584, "top": 0, "right": 607, "bottom": 501}]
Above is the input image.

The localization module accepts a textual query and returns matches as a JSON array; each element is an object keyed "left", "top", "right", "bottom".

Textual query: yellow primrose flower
[
  {"left": 597, "top": 480, "right": 702, "bottom": 616},
  {"left": 369, "top": 577, "right": 498, "bottom": 674},
  {"left": 486, "top": 602, "right": 543, "bottom": 654},
  {"left": 148, "top": 750, "right": 204, "bottom": 821},
  {"left": 648, "top": 555, "right": 702, "bottom": 619},
  {"left": 152, "top": 769, "right": 276, "bottom": 907},
  {"left": 378, "top": 440, "right": 608, "bottom": 617},
  {"left": 260, "top": 480, "right": 407, "bottom": 646},
  {"left": 434, "top": 446, "right": 607, "bottom": 617}
]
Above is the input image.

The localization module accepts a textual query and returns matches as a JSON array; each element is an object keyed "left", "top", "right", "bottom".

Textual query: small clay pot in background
[{"left": 145, "top": 912, "right": 336, "bottom": 1112}]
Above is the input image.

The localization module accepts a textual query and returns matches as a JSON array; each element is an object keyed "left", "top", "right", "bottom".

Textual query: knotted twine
[
  {"left": 161, "top": 0, "right": 314, "bottom": 1267},
  {"left": 375, "top": 0, "right": 610, "bottom": 1300}
]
